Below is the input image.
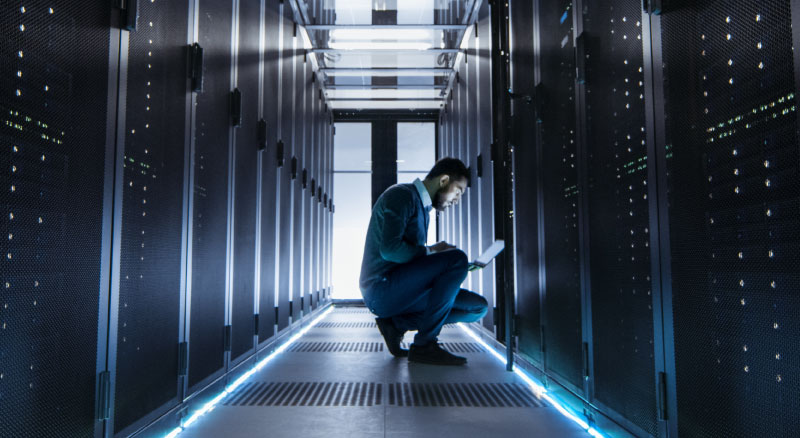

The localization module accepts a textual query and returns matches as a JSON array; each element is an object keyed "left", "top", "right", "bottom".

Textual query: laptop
[{"left": 468, "top": 240, "right": 505, "bottom": 271}]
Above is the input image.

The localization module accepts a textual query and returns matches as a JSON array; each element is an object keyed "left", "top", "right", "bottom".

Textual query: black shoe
[
  {"left": 408, "top": 342, "right": 467, "bottom": 366},
  {"left": 376, "top": 317, "right": 408, "bottom": 357}
]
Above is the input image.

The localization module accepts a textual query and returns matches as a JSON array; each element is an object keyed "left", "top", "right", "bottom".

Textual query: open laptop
[{"left": 468, "top": 240, "right": 505, "bottom": 271}]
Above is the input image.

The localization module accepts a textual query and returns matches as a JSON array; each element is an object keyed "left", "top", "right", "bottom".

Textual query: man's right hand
[{"left": 427, "top": 241, "right": 457, "bottom": 254}]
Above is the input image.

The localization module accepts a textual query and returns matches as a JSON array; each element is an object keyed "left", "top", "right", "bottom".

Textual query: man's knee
[{"left": 446, "top": 249, "right": 469, "bottom": 269}]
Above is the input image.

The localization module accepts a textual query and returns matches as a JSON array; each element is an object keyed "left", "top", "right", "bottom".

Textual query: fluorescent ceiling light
[
  {"left": 329, "top": 42, "right": 433, "bottom": 50},
  {"left": 331, "top": 28, "right": 433, "bottom": 40}
]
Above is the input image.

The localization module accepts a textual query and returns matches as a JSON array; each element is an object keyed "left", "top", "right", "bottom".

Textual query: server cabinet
[
  {"left": 537, "top": 0, "right": 584, "bottom": 392},
  {"left": 655, "top": 1, "right": 799, "bottom": 436},
  {"left": 301, "top": 54, "right": 313, "bottom": 316},
  {"left": 230, "top": 0, "right": 262, "bottom": 364},
  {"left": 257, "top": 0, "right": 281, "bottom": 343},
  {"left": 466, "top": 26, "right": 482, "bottom": 302},
  {"left": 187, "top": 0, "right": 234, "bottom": 391},
  {"left": 509, "top": 0, "right": 542, "bottom": 364},
  {"left": 290, "top": 30, "right": 304, "bottom": 322},
  {"left": 580, "top": 1, "right": 659, "bottom": 435},
  {"left": 1, "top": 2, "right": 115, "bottom": 436},
  {"left": 275, "top": 1, "right": 294, "bottom": 330},
  {"left": 111, "top": 0, "right": 190, "bottom": 434},
  {"left": 476, "top": 1, "right": 496, "bottom": 331}
]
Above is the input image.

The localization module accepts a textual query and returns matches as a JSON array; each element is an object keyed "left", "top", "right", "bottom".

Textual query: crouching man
[{"left": 359, "top": 158, "right": 488, "bottom": 366}]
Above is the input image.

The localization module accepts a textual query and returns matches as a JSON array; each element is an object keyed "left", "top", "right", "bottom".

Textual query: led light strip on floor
[
  {"left": 164, "top": 307, "right": 335, "bottom": 438},
  {"left": 458, "top": 324, "right": 606, "bottom": 438}
]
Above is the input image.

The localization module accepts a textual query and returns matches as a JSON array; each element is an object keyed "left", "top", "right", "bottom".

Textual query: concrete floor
[{"left": 179, "top": 306, "right": 590, "bottom": 438}]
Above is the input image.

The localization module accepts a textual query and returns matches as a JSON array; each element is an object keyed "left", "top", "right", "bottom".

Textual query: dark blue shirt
[{"left": 359, "top": 180, "right": 432, "bottom": 291}]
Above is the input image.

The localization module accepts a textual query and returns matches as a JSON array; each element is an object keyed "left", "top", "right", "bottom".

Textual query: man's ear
[{"left": 438, "top": 174, "right": 450, "bottom": 187}]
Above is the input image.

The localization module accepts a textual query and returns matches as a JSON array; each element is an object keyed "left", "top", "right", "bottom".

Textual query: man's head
[{"left": 424, "top": 158, "right": 469, "bottom": 211}]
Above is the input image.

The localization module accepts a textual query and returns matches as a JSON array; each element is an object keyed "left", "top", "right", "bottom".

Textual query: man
[{"left": 359, "top": 157, "right": 489, "bottom": 366}]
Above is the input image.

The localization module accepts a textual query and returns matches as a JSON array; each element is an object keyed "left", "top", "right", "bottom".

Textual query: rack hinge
[
  {"left": 276, "top": 140, "right": 284, "bottom": 167},
  {"left": 95, "top": 371, "right": 111, "bottom": 421},
  {"left": 477, "top": 154, "right": 483, "bottom": 178},
  {"left": 274, "top": 306, "right": 279, "bottom": 323},
  {"left": 122, "top": 0, "right": 139, "bottom": 31},
  {"left": 189, "top": 43, "right": 204, "bottom": 93},
  {"left": 658, "top": 371, "right": 668, "bottom": 420},
  {"left": 540, "top": 325, "right": 546, "bottom": 353},
  {"left": 223, "top": 325, "right": 232, "bottom": 352},
  {"left": 178, "top": 342, "right": 188, "bottom": 376},
  {"left": 289, "top": 301, "right": 294, "bottom": 315},
  {"left": 582, "top": 342, "right": 590, "bottom": 381},
  {"left": 257, "top": 119, "right": 267, "bottom": 150},
  {"left": 230, "top": 88, "right": 242, "bottom": 127},
  {"left": 492, "top": 307, "right": 499, "bottom": 324},
  {"left": 302, "top": 169, "right": 308, "bottom": 188},
  {"left": 254, "top": 313, "right": 260, "bottom": 336},
  {"left": 574, "top": 33, "right": 586, "bottom": 85},
  {"left": 291, "top": 157, "right": 298, "bottom": 180}
]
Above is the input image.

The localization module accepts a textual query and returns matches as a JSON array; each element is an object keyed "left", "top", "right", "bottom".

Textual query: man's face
[{"left": 433, "top": 175, "right": 468, "bottom": 211}]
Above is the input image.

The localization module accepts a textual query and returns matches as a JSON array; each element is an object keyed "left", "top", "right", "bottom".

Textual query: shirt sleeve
[{"left": 378, "top": 188, "right": 427, "bottom": 263}]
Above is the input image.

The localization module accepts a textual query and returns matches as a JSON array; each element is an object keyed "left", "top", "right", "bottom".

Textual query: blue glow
[
  {"left": 560, "top": 11, "right": 569, "bottom": 24},
  {"left": 162, "top": 307, "right": 334, "bottom": 438},
  {"left": 458, "top": 324, "right": 605, "bottom": 438}
]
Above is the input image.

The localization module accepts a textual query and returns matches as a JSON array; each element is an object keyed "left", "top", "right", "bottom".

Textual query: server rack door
[
  {"left": 581, "top": 0, "right": 659, "bottom": 435},
  {"left": 537, "top": 0, "right": 584, "bottom": 391},
  {"left": 467, "top": 28, "right": 482, "bottom": 304},
  {"left": 477, "top": 1, "right": 496, "bottom": 331},
  {"left": 509, "top": 0, "right": 542, "bottom": 364},
  {"left": 111, "top": 0, "right": 190, "bottom": 433},
  {"left": 275, "top": 2, "right": 294, "bottom": 330},
  {"left": 258, "top": 0, "right": 280, "bottom": 343},
  {"left": 230, "top": 0, "right": 262, "bottom": 364},
  {"left": 657, "top": 1, "right": 799, "bottom": 436},
  {"left": 302, "top": 56, "right": 313, "bottom": 316},
  {"left": 457, "top": 58, "right": 469, "bottom": 289},
  {"left": 187, "top": 0, "right": 234, "bottom": 391},
  {"left": 290, "top": 34, "right": 303, "bottom": 322},
  {"left": 1, "top": 2, "right": 113, "bottom": 436}
]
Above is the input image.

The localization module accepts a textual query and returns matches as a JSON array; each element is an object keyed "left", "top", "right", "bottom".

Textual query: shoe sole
[{"left": 408, "top": 356, "right": 467, "bottom": 366}]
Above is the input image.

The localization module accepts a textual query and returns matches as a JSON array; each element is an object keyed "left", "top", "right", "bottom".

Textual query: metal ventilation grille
[
  {"left": 400, "top": 342, "right": 485, "bottom": 353},
  {"left": 286, "top": 342, "right": 384, "bottom": 352},
  {"left": 315, "top": 322, "right": 377, "bottom": 328},
  {"left": 333, "top": 307, "right": 373, "bottom": 314},
  {"left": 387, "top": 383, "right": 544, "bottom": 408},
  {"left": 223, "top": 382, "right": 383, "bottom": 406}
]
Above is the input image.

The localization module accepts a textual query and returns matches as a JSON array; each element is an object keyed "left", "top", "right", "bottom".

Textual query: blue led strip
[
  {"left": 458, "top": 324, "right": 606, "bottom": 438},
  {"left": 164, "top": 306, "right": 335, "bottom": 438}
]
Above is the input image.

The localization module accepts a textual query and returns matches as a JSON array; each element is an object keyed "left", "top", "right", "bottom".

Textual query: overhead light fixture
[
  {"left": 328, "top": 28, "right": 435, "bottom": 51},
  {"left": 328, "top": 41, "right": 433, "bottom": 50}
]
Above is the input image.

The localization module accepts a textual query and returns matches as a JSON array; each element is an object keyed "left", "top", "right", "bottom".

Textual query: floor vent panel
[
  {"left": 223, "top": 382, "right": 383, "bottom": 406},
  {"left": 387, "top": 383, "right": 544, "bottom": 408},
  {"left": 286, "top": 342, "right": 384, "bottom": 352},
  {"left": 315, "top": 322, "right": 377, "bottom": 328}
]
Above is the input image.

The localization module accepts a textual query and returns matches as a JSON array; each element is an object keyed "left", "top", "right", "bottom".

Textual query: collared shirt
[
  {"left": 413, "top": 178, "right": 433, "bottom": 214},
  {"left": 359, "top": 180, "right": 431, "bottom": 291}
]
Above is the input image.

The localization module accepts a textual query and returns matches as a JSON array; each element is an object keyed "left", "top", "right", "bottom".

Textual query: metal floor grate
[
  {"left": 286, "top": 342, "right": 384, "bottom": 352},
  {"left": 315, "top": 322, "right": 377, "bottom": 328},
  {"left": 223, "top": 382, "right": 382, "bottom": 406},
  {"left": 332, "top": 307, "right": 373, "bottom": 314},
  {"left": 400, "top": 342, "right": 485, "bottom": 353},
  {"left": 387, "top": 383, "right": 544, "bottom": 408}
]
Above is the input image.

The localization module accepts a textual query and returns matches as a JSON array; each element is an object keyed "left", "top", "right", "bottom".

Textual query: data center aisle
[{"left": 180, "top": 306, "right": 590, "bottom": 438}]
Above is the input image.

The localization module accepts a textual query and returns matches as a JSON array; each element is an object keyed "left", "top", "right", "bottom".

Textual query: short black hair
[{"left": 425, "top": 157, "right": 470, "bottom": 183}]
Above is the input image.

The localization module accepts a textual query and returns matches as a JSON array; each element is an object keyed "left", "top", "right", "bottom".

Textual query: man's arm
[{"left": 378, "top": 189, "right": 426, "bottom": 263}]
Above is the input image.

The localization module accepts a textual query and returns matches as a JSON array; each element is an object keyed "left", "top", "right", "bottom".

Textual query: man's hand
[{"left": 427, "top": 241, "right": 457, "bottom": 254}]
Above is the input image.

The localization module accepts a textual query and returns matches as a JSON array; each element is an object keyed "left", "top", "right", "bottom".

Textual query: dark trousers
[{"left": 362, "top": 249, "right": 489, "bottom": 346}]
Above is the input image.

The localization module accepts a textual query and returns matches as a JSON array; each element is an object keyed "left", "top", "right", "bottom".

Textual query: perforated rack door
[
  {"left": 1, "top": 2, "right": 112, "bottom": 436},
  {"left": 275, "top": 1, "right": 294, "bottom": 331},
  {"left": 230, "top": 0, "right": 261, "bottom": 364},
  {"left": 510, "top": 0, "right": 543, "bottom": 364},
  {"left": 257, "top": 0, "right": 281, "bottom": 343},
  {"left": 187, "top": 0, "right": 234, "bottom": 391},
  {"left": 112, "top": 0, "right": 188, "bottom": 433},
  {"left": 582, "top": 1, "right": 658, "bottom": 435},
  {"left": 476, "top": 1, "right": 496, "bottom": 332},
  {"left": 659, "top": 1, "right": 800, "bottom": 436},
  {"left": 537, "top": 0, "right": 584, "bottom": 390}
]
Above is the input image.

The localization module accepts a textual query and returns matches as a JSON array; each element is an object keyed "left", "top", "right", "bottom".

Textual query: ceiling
[{"left": 290, "top": 0, "right": 483, "bottom": 111}]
